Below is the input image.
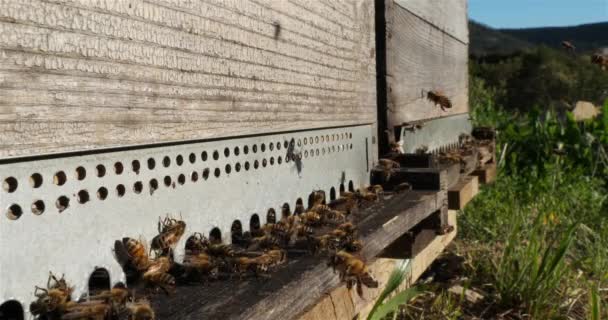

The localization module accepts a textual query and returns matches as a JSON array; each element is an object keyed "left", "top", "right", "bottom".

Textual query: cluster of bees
[
  {"left": 29, "top": 187, "right": 386, "bottom": 319},
  {"left": 30, "top": 273, "right": 153, "bottom": 320}
]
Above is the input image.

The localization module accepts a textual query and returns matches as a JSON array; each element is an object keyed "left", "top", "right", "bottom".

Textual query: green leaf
[
  {"left": 590, "top": 285, "right": 600, "bottom": 320},
  {"left": 367, "top": 260, "right": 412, "bottom": 320},
  {"left": 368, "top": 287, "right": 421, "bottom": 320}
]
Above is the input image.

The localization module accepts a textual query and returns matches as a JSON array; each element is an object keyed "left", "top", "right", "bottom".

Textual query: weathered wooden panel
[
  {"left": 393, "top": 0, "right": 468, "bottom": 44},
  {"left": 385, "top": 0, "right": 468, "bottom": 127},
  {"left": 0, "top": 0, "right": 376, "bottom": 158}
]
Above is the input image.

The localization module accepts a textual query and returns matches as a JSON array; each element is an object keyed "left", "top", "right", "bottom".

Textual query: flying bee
[
  {"left": 426, "top": 90, "right": 452, "bottom": 111},
  {"left": 561, "top": 40, "right": 575, "bottom": 52},
  {"left": 151, "top": 215, "right": 186, "bottom": 256},
  {"left": 142, "top": 256, "right": 175, "bottom": 294},
  {"left": 126, "top": 300, "right": 155, "bottom": 320},
  {"left": 328, "top": 251, "right": 378, "bottom": 296}
]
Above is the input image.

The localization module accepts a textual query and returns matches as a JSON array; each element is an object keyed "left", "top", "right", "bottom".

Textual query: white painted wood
[
  {"left": 393, "top": 0, "right": 468, "bottom": 44},
  {"left": 385, "top": 0, "right": 469, "bottom": 127},
  {"left": 0, "top": 0, "right": 376, "bottom": 158}
]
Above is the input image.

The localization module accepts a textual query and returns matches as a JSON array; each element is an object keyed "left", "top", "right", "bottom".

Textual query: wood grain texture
[
  {"left": 393, "top": 0, "right": 468, "bottom": 44},
  {"left": 0, "top": 0, "right": 376, "bottom": 158},
  {"left": 385, "top": 0, "right": 469, "bottom": 127}
]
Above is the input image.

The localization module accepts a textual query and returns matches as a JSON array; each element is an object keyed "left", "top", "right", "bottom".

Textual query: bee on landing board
[
  {"left": 126, "top": 299, "right": 155, "bottom": 320},
  {"left": 142, "top": 256, "right": 176, "bottom": 294},
  {"left": 426, "top": 90, "right": 452, "bottom": 111},
  {"left": 328, "top": 251, "right": 378, "bottom": 297}
]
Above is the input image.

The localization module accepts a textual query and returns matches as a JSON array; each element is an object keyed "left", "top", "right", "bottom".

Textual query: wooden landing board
[
  {"left": 472, "top": 163, "right": 497, "bottom": 185},
  {"left": 448, "top": 176, "right": 479, "bottom": 210},
  {"left": 372, "top": 163, "right": 461, "bottom": 191},
  {"left": 150, "top": 190, "right": 445, "bottom": 320},
  {"left": 300, "top": 210, "right": 458, "bottom": 320}
]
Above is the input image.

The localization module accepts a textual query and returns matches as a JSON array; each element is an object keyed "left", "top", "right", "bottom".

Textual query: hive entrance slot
[{"left": 0, "top": 300, "right": 23, "bottom": 320}]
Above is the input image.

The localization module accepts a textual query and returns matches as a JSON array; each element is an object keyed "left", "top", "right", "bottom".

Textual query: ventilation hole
[
  {"left": 296, "top": 197, "right": 304, "bottom": 208},
  {"left": 164, "top": 176, "right": 172, "bottom": 187},
  {"left": 214, "top": 168, "right": 221, "bottom": 177},
  {"left": 262, "top": 159, "right": 267, "bottom": 167},
  {"left": 349, "top": 133, "right": 353, "bottom": 139},
  {"left": 231, "top": 220, "right": 243, "bottom": 244},
  {"left": 297, "top": 139, "right": 302, "bottom": 147},
  {"left": 244, "top": 145, "right": 249, "bottom": 154},
  {"left": 201, "top": 151, "right": 208, "bottom": 161},
  {"left": 235, "top": 163, "right": 242, "bottom": 172},
  {"left": 133, "top": 181, "right": 143, "bottom": 194},
  {"left": 330, "top": 187, "right": 337, "bottom": 201},
  {"left": 56, "top": 196, "right": 70, "bottom": 212},
  {"left": 53, "top": 171, "right": 67, "bottom": 186},
  {"left": 304, "top": 137, "right": 308, "bottom": 145},
  {"left": 203, "top": 168, "right": 210, "bottom": 180},
  {"left": 29, "top": 173, "right": 43, "bottom": 188},
  {"left": 114, "top": 162, "right": 124, "bottom": 175},
  {"left": 326, "top": 134, "right": 330, "bottom": 141},
  {"left": 266, "top": 208, "right": 276, "bottom": 224},
  {"left": 116, "top": 185, "right": 126, "bottom": 197},
  {"left": 225, "top": 164, "right": 232, "bottom": 174},
  {"left": 191, "top": 171, "right": 199, "bottom": 182},
  {"left": 88, "top": 268, "right": 111, "bottom": 295},
  {"left": 285, "top": 155, "right": 290, "bottom": 163},
  {"left": 244, "top": 162, "right": 250, "bottom": 171},
  {"left": 269, "top": 142, "right": 274, "bottom": 151},
  {"left": 278, "top": 156, "right": 283, "bottom": 164},
  {"left": 224, "top": 147, "right": 230, "bottom": 157},
  {"left": 0, "top": 300, "right": 24, "bottom": 320},
  {"left": 310, "top": 150, "right": 314, "bottom": 158},
  {"left": 2, "top": 177, "right": 17, "bottom": 193},
  {"left": 97, "top": 187, "right": 108, "bottom": 200},
  {"left": 213, "top": 150, "right": 219, "bottom": 160},
  {"left": 316, "top": 149, "right": 320, "bottom": 156},
  {"left": 304, "top": 150, "right": 309, "bottom": 158},
  {"left": 307, "top": 193, "right": 315, "bottom": 209},
  {"left": 31, "top": 200, "right": 45, "bottom": 215},
  {"left": 234, "top": 146, "right": 240, "bottom": 156},
  {"left": 254, "top": 160, "right": 259, "bottom": 169},
  {"left": 340, "top": 183, "right": 345, "bottom": 194},
  {"left": 315, "top": 136, "right": 319, "bottom": 144},
  {"left": 132, "top": 160, "right": 141, "bottom": 174},
  {"left": 261, "top": 143, "right": 266, "bottom": 152},
  {"left": 149, "top": 179, "right": 159, "bottom": 194},
  {"left": 176, "top": 155, "right": 184, "bottom": 166},
  {"left": 322, "top": 148, "right": 326, "bottom": 155},
  {"left": 348, "top": 181, "right": 355, "bottom": 192},
  {"left": 276, "top": 141, "right": 281, "bottom": 150},
  {"left": 178, "top": 174, "right": 186, "bottom": 185},
  {"left": 7, "top": 204, "right": 22, "bottom": 220},
  {"left": 77, "top": 190, "right": 90, "bottom": 204},
  {"left": 270, "top": 157, "right": 275, "bottom": 165},
  {"left": 281, "top": 203, "right": 291, "bottom": 218},
  {"left": 209, "top": 227, "right": 222, "bottom": 244},
  {"left": 350, "top": 143, "right": 353, "bottom": 150},
  {"left": 332, "top": 146, "right": 336, "bottom": 152},
  {"left": 147, "top": 158, "right": 155, "bottom": 170},
  {"left": 95, "top": 164, "right": 106, "bottom": 178},
  {"left": 252, "top": 144, "right": 258, "bottom": 153},
  {"left": 321, "top": 136, "right": 325, "bottom": 142},
  {"left": 189, "top": 153, "right": 196, "bottom": 164},
  {"left": 75, "top": 166, "right": 86, "bottom": 181},
  {"left": 163, "top": 156, "right": 171, "bottom": 168},
  {"left": 250, "top": 214, "right": 261, "bottom": 231}
]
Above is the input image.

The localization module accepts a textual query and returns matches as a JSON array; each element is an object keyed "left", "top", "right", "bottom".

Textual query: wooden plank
[
  {"left": 0, "top": 0, "right": 376, "bottom": 158},
  {"left": 392, "top": 0, "right": 468, "bottom": 44},
  {"left": 384, "top": 1, "right": 468, "bottom": 126},
  {"left": 300, "top": 210, "right": 458, "bottom": 319},
  {"left": 372, "top": 163, "right": 460, "bottom": 191},
  {"left": 448, "top": 176, "right": 479, "bottom": 210},
  {"left": 149, "top": 190, "right": 445, "bottom": 320},
  {"left": 472, "top": 163, "right": 497, "bottom": 185}
]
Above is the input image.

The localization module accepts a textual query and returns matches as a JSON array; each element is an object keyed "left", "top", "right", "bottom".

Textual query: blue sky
[{"left": 469, "top": 0, "right": 608, "bottom": 29}]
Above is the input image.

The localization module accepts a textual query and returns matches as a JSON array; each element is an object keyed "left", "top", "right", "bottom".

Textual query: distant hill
[{"left": 470, "top": 20, "right": 608, "bottom": 57}]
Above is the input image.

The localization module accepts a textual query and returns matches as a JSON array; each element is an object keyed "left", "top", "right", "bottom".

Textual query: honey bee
[
  {"left": 374, "top": 159, "right": 400, "bottom": 181},
  {"left": 126, "top": 300, "right": 155, "bottom": 320},
  {"left": 60, "top": 301, "right": 111, "bottom": 320},
  {"left": 182, "top": 252, "right": 218, "bottom": 277},
  {"left": 151, "top": 215, "right": 186, "bottom": 256},
  {"left": 394, "top": 182, "right": 413, "bottom": 192},
  {"left": 248, "top": 234, "right": 282, "bottom": 250},
  {"left": 185, "top": 232, "right": 207, "bottom": 256},
  {"left": 426, "top": 90, "right": 452, "bottom": 111},
  {"left": 337, "top": 222, "right": 357, "bottom": 236},
  {"left": 343, "top": 239, "right": 363, "bottom": 253},
  {"left": 122, "top": 237, "right": 151, "bottom": 272},
  {"left": 261, "top": 222, "right": 291, "bottom": 240},
  {"left": 281, "top": 203, "right": 292, "bottom": 218},
  {"left": 311, "top": 204, "right": 347, "bottom": 224},
  {"left": 257, "top": 249, "right": 288, "bottom": 267},
  {"left": 205, "top": 243, "right": 236, "bottom": 258},
  {"left": 300, "top": 211, "right": 322, "bottom": 226},
  {"left": 328, "top": 251, "right": 378, "bottom": 296},
  {"left": 30, "top": 272, "right": 75, "bottom": 317},
  {"left": 415, "top": 145, "right": 429, "bottom": 154},
  {"left": 308, "top": 234, "right": 338, "bottom": 254},
  {"left": 329, "top": 197, "right": 358, "bottom": 215},
  {"left": 561, "top": 40, "right": 575, "bottom": 52},
  {"left": 310, "top": 190, "right": 326, "bottom": 207},
  {"left": 294, "top": 202, "right": 306, "bottom": 215},
  {"left": 436, "top": 224, "right": 455, "bottom": 235},
  {"left": 88, "top": 284, "right": 132, "bottom": 310},
  {"left": 142, "top": 256, "right": 175, "bottom": 294}
]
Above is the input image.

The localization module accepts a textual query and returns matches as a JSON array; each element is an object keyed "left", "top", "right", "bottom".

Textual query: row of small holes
[
  {"left": 2, "top": 136, "right": 354, "bottom": 194},
  {"left": 227, "top": 181, "right": 355, "bottom": 242}
]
